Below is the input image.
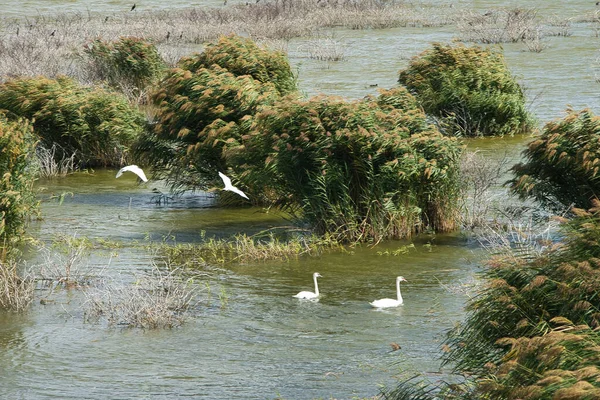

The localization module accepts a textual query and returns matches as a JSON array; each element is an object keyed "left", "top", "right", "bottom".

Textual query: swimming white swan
[
  {"left": 370, "top": 276, "right": 407, "bottom": 308},
  {"left": 116, "top": 165, "right": 148, "bottom": 182},
  {"left": 218, "top": 172, "right": 249, "bottom": 200},
  {"left": 293, "top": 272, "right": 322, "bottom": 299}
]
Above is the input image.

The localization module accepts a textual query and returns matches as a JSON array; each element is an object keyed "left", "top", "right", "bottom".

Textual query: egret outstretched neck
[
  {"left": 313, "top": 273, "right": 320, "bottom": 296},
  {"left": 396, "top": 276, "right": 402, "bottom": 303}
]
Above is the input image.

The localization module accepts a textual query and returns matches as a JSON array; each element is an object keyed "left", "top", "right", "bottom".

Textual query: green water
[{"left": 1, "top": 0, "right": 599, "bottom": 398}]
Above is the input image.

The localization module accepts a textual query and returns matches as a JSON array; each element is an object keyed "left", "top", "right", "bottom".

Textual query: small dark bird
[
  {"left": 179, "top": 32, "right": 183, "bottom": 39},
  {"left": 130, "top": 3, "right": 136, "bottom": 11},
  {"left": 50, "top": 30, "right": 55, "bottom": 36},
  {"left": 104, "top": 16, "right": 109, "bottom": 22},
  {"left": 16, "top": 27, "right": 19, "bottom": 36},
  {"left": 166, "top": 31, "right": 171, "bottom": 40},
  {"left": 390, "top": 342, "right": 401, "bottom": 351},
  {"left": 369, "top": 83, "right": 378, "bottom": 87}
]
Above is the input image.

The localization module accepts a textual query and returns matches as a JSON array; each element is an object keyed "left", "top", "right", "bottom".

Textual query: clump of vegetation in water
[
  {"left": 510, "top": 108, "right": 600, "bottom": 211},
  {"left": 81, "top": 36, "right": 167, "bottom": 102},
  {"left": 227, "top": 87, "right": 463, "bottom": 242},
  {"left": 398, "top": 42, "right": 535, "bottom": 137},
  {"left": 84, "top": 266, "right": 203, "bottom": 329},
  {"left": 0, "top": 260, "right": 34, "bottom": 312},
  {"left": 440, "top": 202, "right": 600, "bottom": 398},
  {"left": 155, "top": 231, "right": 345, "bottom": 266},
  {"left": 179, "top": 34, "right": 297, "bottom": 96},
  {"left": 134, "top": 36, "right": 284, "bottom": 192},
  {"left": 0, "top": 115, "right": 37, "bottom": 253},
  {"left": 0, "top": 76, "right": 147, "bottom": 168}
]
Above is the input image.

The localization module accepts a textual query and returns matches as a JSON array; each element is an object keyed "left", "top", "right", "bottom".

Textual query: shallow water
[{"left": 1, "top": 1, "right": 599, "bottom": 399}]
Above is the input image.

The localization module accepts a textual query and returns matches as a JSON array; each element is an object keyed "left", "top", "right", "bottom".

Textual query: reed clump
[
  {"left": 510, "top": 108, "right": 600, "bottom": 211},
  {"left": 84, "top": 266, "right": 202, "bottom": 329},
  {"left": 0, "top": 114, "right": 37, "bottom": 254},
  {"left": 229, "top": 87, "right": 463, "bottom": 242},
  {"left": 440, "top": 202, "right": 600, "bottom": 398},
  {"left": 0, "top": 260, "right": 34, "bottom": 312},
  {"left": 81, "top": 36, "right": 167, "bottom": 103},
  {"left": 457, "top": 8, "right": 540, "bottom": 44},
  {"left": 398, "top": 42, "right": 535, "bottom": 137},
  {"left": 0, "top": 76, "right": 147, "bottom": 168}
]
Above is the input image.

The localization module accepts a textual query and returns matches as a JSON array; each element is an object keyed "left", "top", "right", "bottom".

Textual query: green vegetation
[
  {"left": 228, "top": 87, "right": 463, "bottom": 242},
  {"left": 0, "top": 115, "right": 37, "bottom": 253},
  {"left": 82, "top": 36, "right": 167, "bottom": 101},
  {"left": 179, "top": 34, "right": 297, "bottom": 96},
  {"left": 0, "top": 76, "right": 146, "bottom": 168},
  {"left": 398, "top": 42, "right": 534, "bottom": 137},
  {"left": 510, "top": 108, "right": 600, "bottom": 211},
  {"left": 440, "top": 203, "right": 600, "bottom": 399}
]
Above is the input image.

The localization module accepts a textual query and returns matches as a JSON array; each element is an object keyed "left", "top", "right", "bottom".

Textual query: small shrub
[
  {"left": 510, "top": 108, "right": 600, "bottom": 210},
  {"left": 82, "top": 37, "right": 167, "bottom": 101},
  {"left": 0, "top": 115, "right": 37, "bottom": 253},
  {"left": 179, "top": 34, "right": 297, "bottom": 95},
  {"left": 398, "top": 42, "right": 535, "bottom": 137},
  {"left": 0, "top": 76, "right": 147, "bottom": 167}
]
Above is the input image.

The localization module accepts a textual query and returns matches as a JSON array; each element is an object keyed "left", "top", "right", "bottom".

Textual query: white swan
[
  {"left": 218, "top": 172, "right": 249, "bottom": 200},
  {"left": 116, "top": 165, "right": 148, "bottom": 182},
  {"left": 293, "top": 272, "right": 322, "bottom": 299},
  {"left": 370, "top": 276, "right": 407, "bottom": 308}
]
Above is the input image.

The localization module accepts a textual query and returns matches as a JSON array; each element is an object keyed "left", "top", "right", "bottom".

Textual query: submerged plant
[
  {"left": 398, "top": 42, "right": 535, "bottom": 137},
  {"left": 510, "top": 108, "right": 600, "bottom": 211}
]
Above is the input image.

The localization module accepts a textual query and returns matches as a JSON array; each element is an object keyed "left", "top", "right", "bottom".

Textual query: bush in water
[
  {"left": 510, "top": 108, "right": 600, "bottom": 211},
  {"left": 179, "top": 34, "right": 297, "bottom": 96},
  {"left": 82, "top": 36, "right": 167, "bottom": 101},
  {"left": 227, "top": 87, "right": 463, "bottom": 242},
  {"left": 0, "top": 76, "right": 146, "bottom": 168},
  {"left": 398, "top": 42, "right": 534, "bottom": 137},
  {"left": 0, "top": 115, "right": 37, "bottom": 254}
]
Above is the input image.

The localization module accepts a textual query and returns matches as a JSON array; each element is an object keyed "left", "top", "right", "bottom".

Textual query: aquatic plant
[
  {"left": 84, "top": 265, "right": 202, "bottom": 329},
  {"left": 135, "top": 61, "right": 281, "bottom": 193},
  {"left": 179, "top": 34, "right": 297, "bottom": 96},
  {"left": 510, "top": 108, "right": 600, "bottom": 211},
  {"left": 0, "top": 76, "right": 146, "bottom": 167},
  {"left": 398, "top": 42, "right": 535, "bottom": 137},
  {"left": 227, "top": 87, "right": 462, "bottom": 242},
  {"left": 81, "top": 36, "right": 167, "bottom": 102},
  {"left": 457, "top": 8, "right": 540, "bottom": 44},
  {"left": 0, "top": 115, "right": 37, "bottom": 254},
  {"left": 0, "top": 260, "right": 34, "bottom": 312},
  {"left": 441, "top": 201, "right": 600, "bottom": 398}
]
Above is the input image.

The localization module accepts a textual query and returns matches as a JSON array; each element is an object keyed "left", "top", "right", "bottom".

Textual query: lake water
[{"left": 0, "top": 1, "right": 599, "bottom": 399}]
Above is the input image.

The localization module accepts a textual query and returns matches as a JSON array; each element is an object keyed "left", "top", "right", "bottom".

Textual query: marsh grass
[
  {"left": 156, "top": 230, "right": 345, "bottom": 267},
  {"left": 0, "top": 260, "right": 34, "bottom": 312},
  {"left": 457, "top": 8, "right": 540, "bottom": 44},
  {"left": 299, "top": 38, "right": 347, "bottom": 62},
  {"left": 83, "top": 265, "right": 203, "bottom": 329}
]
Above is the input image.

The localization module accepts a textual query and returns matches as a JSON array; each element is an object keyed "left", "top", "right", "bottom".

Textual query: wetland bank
[{"left": 1, "top": 0, "right": 600, "bottom": 399}]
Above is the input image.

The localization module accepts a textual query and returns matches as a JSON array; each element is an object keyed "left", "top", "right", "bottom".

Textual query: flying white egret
[
  {"left": 293, "top": 272, "right": 322, "bottom": 300},
  {"left": 116, "top": 165, "right": 148, "bottom": 182},
  {"left": 218, "top": 172, "right": 249, "bottom": 200},
  {"left": 370, "top": 276, "right": 407, "bottom": 308}
]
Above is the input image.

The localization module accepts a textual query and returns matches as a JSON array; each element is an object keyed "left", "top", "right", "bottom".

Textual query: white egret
[
  {"left": 370, "top": 276, "right": 407, "bottom": 308},
  {"left": 116, "top": 165, "right": 148, "bottom": 182},
  {"left": 293, "top": 272, "right": 322, "bottom": 300},
  {"left": 218, "top": 172, "right": 249, "bottom": 200}
]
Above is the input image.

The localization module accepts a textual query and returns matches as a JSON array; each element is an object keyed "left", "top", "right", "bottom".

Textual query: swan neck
[
  {"left": 397, "top": 279, "right": 403, "bottom": 302},
  {"left": 314, "top": 275, "right": 319, "bottom": 296}
]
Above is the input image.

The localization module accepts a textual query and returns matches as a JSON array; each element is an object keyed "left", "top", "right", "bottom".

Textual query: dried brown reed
[
  {"left": 0, "top": 1, "right": 459, "bottom": 82},
  {"left": 83, "top": 265, "right": 203, "bottom": 329},
  {"left": 0, "top": 260, "right": 34, "bottom": 312},
  {"left": 35, "top": 143, "right": 77, "bottom": 178},
  {"left": 457, "top": 8, "right": 540, "bottom": 44}
]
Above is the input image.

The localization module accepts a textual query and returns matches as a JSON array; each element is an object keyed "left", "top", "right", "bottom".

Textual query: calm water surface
[{"left": 1, "top": 0, "right": 599, "bottom": 398}]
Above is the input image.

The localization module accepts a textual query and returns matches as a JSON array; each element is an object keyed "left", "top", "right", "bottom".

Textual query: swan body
[
  {"left": 218, "top": 172, "right": 249, "bottom": 200},
  {"left": 116, "top": 165, "right": 148, "bottom": 182},
  {"left": 293, "top": 272, "right": 322, "bottom": 299},
  {"left": 370, "top": 276, "right": 407, "bottom": 308}
]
